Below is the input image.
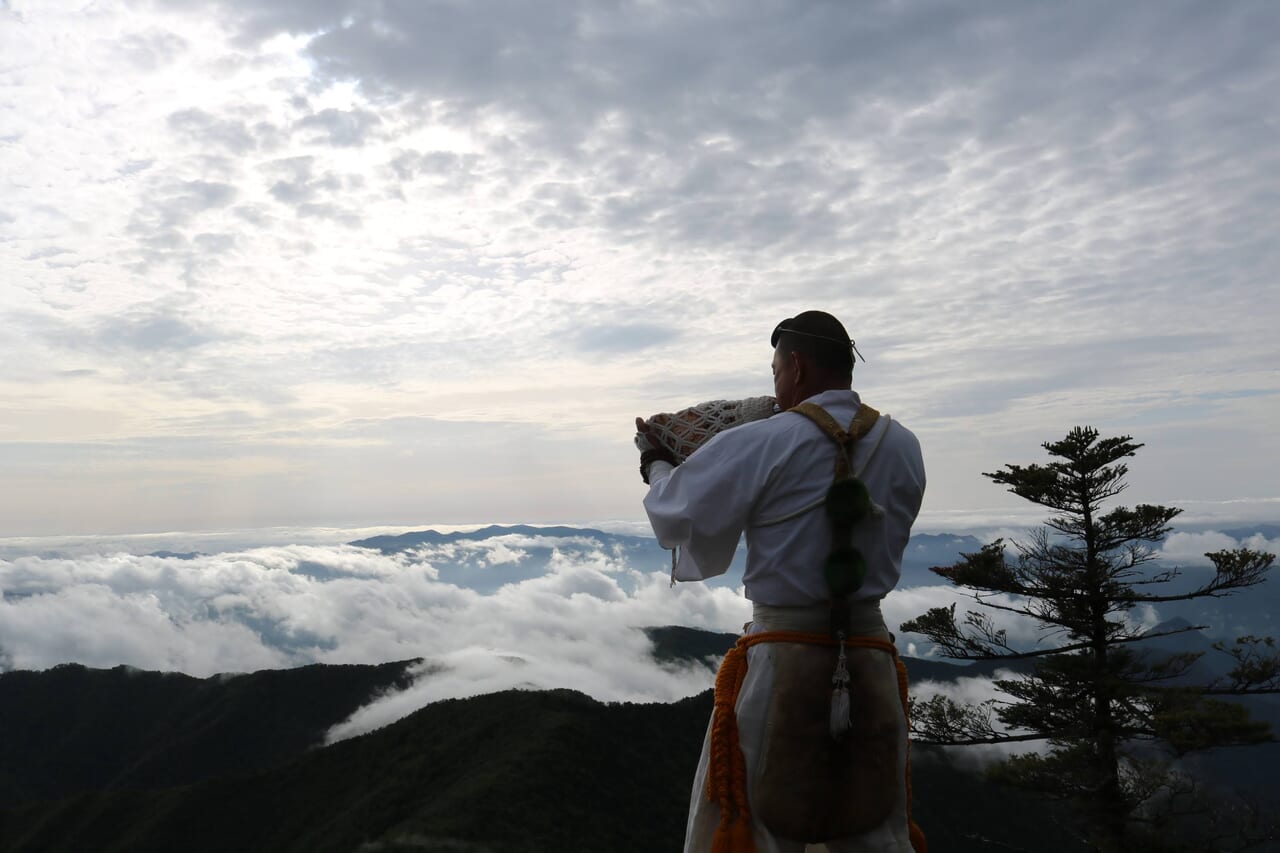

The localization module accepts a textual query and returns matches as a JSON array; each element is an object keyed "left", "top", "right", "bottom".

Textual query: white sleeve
[
  {"left": 642, "top": 429, "right": 762, "bottom": 581},
  {"left": 882, "top": 423, "right": 927, "bottom": 561}
]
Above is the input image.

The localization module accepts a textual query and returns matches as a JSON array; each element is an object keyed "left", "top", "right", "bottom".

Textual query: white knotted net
[{"left": 636, "top": 396, "right": 778, "bottom": 463}]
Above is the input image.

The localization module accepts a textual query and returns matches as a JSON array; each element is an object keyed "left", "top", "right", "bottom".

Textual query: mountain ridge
[
  {"left": 0, "top": 676, "right": 1090, "bottom": 853},
  {"left": 0, "top": 659, "right": 418, "bottom": 805},
  {"left": 5, "top": 626, "right": 1275, "bottom": 851}
]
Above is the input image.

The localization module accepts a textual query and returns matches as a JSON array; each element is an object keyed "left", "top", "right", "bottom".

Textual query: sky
[{"left": 2, "top": 0, "right": 1280, "bottom": 537}]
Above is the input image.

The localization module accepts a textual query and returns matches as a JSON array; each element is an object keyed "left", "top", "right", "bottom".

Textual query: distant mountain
[
  {"left": 896, "top": 528, "right": 1279, "bottom": 641},
  {"left": 897, "top": 532, "right": 985, "bottom": 586},
  {"left": 361, "top": 525, "right": 1280, "bottom": 625},
  {"left": 347, "top": 524, "right": 987, "bottom": 595},
  {"left": 1128, "top": 619, "right": 1280, "bottom": 796},
  {"left": 350, "top": 524, "right": 630, "bottom": 553},
  {"left": 1219, "top": 524, "right": 1280, "bottom": 541},
  {"left": 350, "top": 524, "right": 679, "bottom": 594}
]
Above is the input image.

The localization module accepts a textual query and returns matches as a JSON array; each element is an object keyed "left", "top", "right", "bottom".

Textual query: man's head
[{"left": 770, "top": 311, "right": 856, "bottom": 410}]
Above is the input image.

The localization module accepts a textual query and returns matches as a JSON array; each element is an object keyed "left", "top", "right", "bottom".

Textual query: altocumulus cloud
[{"left": 4, "top": 0, "right": 1280, "bottom": 538}]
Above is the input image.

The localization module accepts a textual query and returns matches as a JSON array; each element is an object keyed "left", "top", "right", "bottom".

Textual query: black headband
[{"left": 770, "top": 320, "right": 866, "bottom": 362}]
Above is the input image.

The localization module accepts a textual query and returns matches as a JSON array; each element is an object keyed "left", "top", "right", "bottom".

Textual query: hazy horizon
[{"left": 3, "top": 494, "right": 1277, "bottom": 549}]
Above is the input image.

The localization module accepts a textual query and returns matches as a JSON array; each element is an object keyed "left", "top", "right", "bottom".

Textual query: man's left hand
[{"left": 635, "top": 416, "right": 677, "bottom": 484}]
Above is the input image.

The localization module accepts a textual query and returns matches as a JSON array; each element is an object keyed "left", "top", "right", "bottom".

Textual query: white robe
[
  {"left": 642, "top": 389, "right": 926, "bottom": 852},
  {"left": 643, "top": 389, "right": 925, "bottom": 604}
]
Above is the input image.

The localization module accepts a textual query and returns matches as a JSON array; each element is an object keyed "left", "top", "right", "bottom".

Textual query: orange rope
[{"left": 706, "top": 630, "right": 927, "bottom": 853}]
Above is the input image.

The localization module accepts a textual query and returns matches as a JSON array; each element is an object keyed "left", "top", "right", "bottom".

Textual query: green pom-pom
[
  {"left": 824, "top": 548, "right": 867, "bottom": 597},
  {"left": 826, "top": 478, "right": 872, "bottom": 525}
]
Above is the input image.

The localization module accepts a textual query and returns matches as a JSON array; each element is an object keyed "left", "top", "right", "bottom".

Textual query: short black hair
[{"left": 771, "top": 310, "right": 855, "bottom": 380}]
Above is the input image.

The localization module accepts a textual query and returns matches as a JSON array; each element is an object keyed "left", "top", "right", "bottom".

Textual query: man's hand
[{"left": 635, "top": 416, "right": 677, "bottom": 484}]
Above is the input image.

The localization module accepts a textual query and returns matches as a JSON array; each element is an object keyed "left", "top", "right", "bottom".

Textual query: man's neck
[{"left": 797, "top": 381, "right": 851, "bottom": 401}]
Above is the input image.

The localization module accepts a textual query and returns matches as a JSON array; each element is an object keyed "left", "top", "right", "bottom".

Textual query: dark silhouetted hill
[
  {"left": 0, "top": 688, "right": 709, "bottom": 853},
  {"left": 0, "top": 659, "right": 417, "bottom": 805},
  {"left": 8, "top": 625, "right": 1276, "bottom": 851},
  {"left": 643, "top": 625, "right": 738, "bottom": 666},
  {"left": 0, "top": 627, "right": 1100, "bottom": 852},
  {"left": 1, "top": 681, "right": 1092, "bottom": 853}
]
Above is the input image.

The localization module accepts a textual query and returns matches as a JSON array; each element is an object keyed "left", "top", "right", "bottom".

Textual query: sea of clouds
[{"left": 1, "top": 525, "right": 1276, "bottom": 742}]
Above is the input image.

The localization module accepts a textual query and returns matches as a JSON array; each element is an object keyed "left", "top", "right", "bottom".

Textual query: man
[{"left": 637, "top": 311, "right": 926, "bottom": 853}]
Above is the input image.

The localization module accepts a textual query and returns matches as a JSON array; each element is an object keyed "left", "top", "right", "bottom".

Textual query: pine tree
[{"left": 901, "top": 427, "right": 1279, "bottom": 852}]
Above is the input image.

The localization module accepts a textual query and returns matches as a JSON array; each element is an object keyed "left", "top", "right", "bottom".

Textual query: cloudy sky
[{"left": 3, "top": 0, "right": 1279, "bottom": 537}]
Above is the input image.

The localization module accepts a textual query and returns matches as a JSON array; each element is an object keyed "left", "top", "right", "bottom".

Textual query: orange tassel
[
  {"left": 708, "top": 643, "right": 754, "bottom": 852},
  {"left": 710, "top": 819, "right": 755, "bottom": 853},
  {"left": 909, "top": 820, "right": 928, "bottom": 853}
]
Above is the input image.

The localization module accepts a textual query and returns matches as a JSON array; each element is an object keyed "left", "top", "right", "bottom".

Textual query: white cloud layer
[
  {"left": 908, "top": 670, "right": 1047, "bottom": 768},
  {"left": 1158, "top": 530, "right": 1280, "bottom": 567},
  {"left": 1, "top": 534, "right": 995, "bottom": 739},
  {"left": 2, "top": 520, "right": 1274, "bottom": 739},
  {"left": 0, "top": 534, "right": 754, "bottom": 735},
  {"left": 1, "top": 1, "right": 1278, "bottom": 535}
]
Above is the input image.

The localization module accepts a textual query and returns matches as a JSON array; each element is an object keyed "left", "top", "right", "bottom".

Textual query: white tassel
[
  {"left": 830, "top": 686, "right": 851, "bottom": 739},
  {"left": 830, "top": 631, "right": 852, "bottom": 739}
]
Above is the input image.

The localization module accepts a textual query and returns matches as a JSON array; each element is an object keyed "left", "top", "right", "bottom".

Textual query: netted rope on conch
[{"left": 636, "top": 396, "right": 777, "bottom": 463}]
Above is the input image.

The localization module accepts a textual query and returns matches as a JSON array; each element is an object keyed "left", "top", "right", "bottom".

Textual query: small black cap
[{"left": 771, "top": 311, "right": 858, "bottom": 351}]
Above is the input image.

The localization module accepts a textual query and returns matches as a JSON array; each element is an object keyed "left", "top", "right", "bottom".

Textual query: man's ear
[{"left": 790, "top": 350, "right": 806, "bottom": 384}]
